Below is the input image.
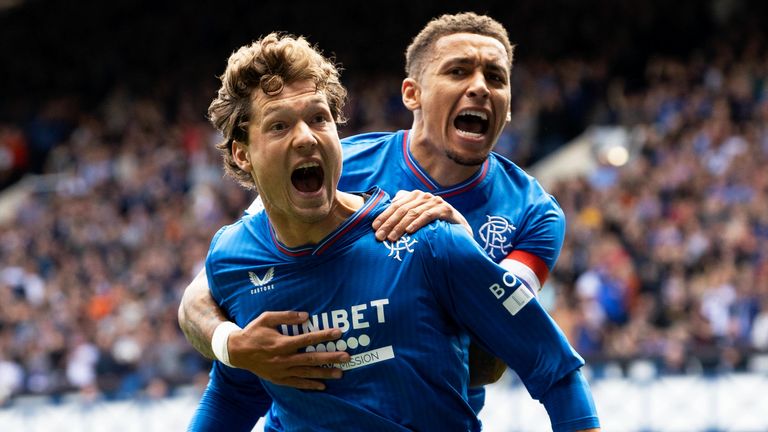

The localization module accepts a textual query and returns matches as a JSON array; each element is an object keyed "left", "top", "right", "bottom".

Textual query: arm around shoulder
[{"left": 178, "top": 268, "right": 230, "bottom": 360}]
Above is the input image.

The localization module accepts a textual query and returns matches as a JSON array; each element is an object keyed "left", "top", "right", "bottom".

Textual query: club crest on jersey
[
  {"left": 249, "top": 267, "right": 275, "bottom": 294},
  {"left": 383, "top": 235, "right": 418, "bottom": 261},
  {"left": 478, "top": 215, "right": 515, "bottom": 258}
]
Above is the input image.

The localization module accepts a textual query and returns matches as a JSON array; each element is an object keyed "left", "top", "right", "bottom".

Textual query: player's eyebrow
[
  {"left": 484, "top": 62, "right": 508, "bottom": 75},
  {"left": 444, "top": 57, "right": 509, "bottom": 77}
]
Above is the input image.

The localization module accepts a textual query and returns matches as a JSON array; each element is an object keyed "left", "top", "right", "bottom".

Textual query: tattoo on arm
[{"left": 178, "top": 269, "right": 228, "bottom": 360}]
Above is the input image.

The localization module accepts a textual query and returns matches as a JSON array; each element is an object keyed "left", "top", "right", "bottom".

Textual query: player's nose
[
  {"left": 466, "top": 71, "right": 490, "bottom": 99},
  {"left": 292, "top": 121, "right": 318, "bottom": 153}
]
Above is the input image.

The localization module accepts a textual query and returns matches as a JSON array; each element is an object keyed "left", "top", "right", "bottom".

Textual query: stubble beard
[{"left": 445, "top": 149, "right": 488, "bottom": 167}]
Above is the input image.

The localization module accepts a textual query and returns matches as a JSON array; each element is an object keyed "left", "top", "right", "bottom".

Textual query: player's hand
[
  {"left": 372, "top": 190, "right": 472, "bottom": 241},
  {"left": 228, "top": 311, "right": 351, "bottom": 391}
]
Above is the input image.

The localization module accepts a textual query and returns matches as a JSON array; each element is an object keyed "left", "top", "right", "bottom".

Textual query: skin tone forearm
[{"left": 178, "top": 268, "right": 224, "bottom": 359}]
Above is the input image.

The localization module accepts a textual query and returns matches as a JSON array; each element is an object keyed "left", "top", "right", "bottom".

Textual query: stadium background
[{"left": 1, "top": 0, "right": 767, "bottom": 430}]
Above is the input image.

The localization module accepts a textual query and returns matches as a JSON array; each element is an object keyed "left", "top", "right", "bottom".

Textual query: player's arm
[
  {"left": 372, "top": 188, "right": 515, "bottom": 386},
  {"left": 372, "top": 189, "right": 471, "bottom": 241},
  {"left": 468, "top": 250, "right": 555, "bottom": 386},
  {"left": 540, "top": 369, "right": 601, "bottom": 432},
  {"left": 178, "top": 268, "right": 226, "bottom": 359},
  {"left": 187, "top": 362, "right": 272, "bottom": 431},
  {"left": 178, "top": 268, "right": 350, "bottom": 390},
  {"left": 374, "top": 189, "right": 555, "bottom": 386},
  {"left": 468, "top": 199, "right": 566, "bottom": 386},
  {"left": 429, "top": 224, "right": 600, "bottom": 431}
]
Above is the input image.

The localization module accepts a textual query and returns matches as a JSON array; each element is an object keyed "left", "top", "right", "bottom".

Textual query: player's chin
[
  {"left": 288, "top": 192, "right": 334, "bottom": 220},
  {"left": 445, "top": 147, "right": 490, "bottom": 167}
]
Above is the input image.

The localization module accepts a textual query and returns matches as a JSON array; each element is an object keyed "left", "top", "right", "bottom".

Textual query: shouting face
[
  {"left": 234, "top": 79, "right": 343, "bottom": 226},
  {"left": 406, "top": 32, "right": 511, "bottom": 167}
]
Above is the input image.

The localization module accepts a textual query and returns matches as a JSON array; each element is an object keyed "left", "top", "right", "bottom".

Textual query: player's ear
[
  {"left": 401, "top": 78, "right": 421, "bottom": 112},
  {"left": 232, "top": 140, "right": 252, "bottom": 172}
]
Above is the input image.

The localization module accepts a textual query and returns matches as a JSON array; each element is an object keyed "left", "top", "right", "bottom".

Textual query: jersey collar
[
  {"left": 401, "top": 129, "right": 491, "bottom": 199},
  {"left": 269, "top": 187, "right": 387, "bottom": 258}
]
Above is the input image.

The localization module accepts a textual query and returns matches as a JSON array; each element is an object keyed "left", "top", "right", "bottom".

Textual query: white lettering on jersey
[
  {"left": 500, "top": 258, "right": 541, "bottom": 293},
  {"left": 489, "top": 284, "right": 506, "bottom": 299},
  {"left": 351, "top": 304, "right": 369, "bottom": 329},
  {"left": 332, "top": 309, "right": 350, "bottom": 332},
  {"left": 370, "top": 299, "right": 389, "bottom": 323},
  {"left": 290, "top": 299, "right": 395, "bottom": 371},
  {"left": 279, "top": 299, "right": 389, "bottom": 336},
  {"left": 489, "top": 271, "right": 533, "bottom": 315},
  {"left": 488, "top": 271, "right": 518, "bottom": 299},
  {"left": 330, "top": 346, "right": 395, "bottom": 370},
  {"left": 249, "top": 267, "right": 275, "bottom": 294},
  {"left": 503, "top": 286, "right": 534, "bottom": 316}
]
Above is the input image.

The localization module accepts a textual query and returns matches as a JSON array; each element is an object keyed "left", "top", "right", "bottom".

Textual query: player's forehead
[
  {"left": 430, "top": 33, "right": 509, "bottom": 69},
  {"left": 251, "top": 80, "right": 329, "bottom": 120}
]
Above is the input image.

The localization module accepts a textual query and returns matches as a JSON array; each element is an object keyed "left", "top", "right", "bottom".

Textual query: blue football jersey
[
  {"left": 191, "top": 129, "right": 569, "bottom": 429},
  {"left": 339, "top": 130, "right": 565, "bottom": 277},
  {"left": 338, "top": 130, "right": 566, "bottom": 412},
  {"left": 205, "top": 188, "right": 583, "bottom": 432}
]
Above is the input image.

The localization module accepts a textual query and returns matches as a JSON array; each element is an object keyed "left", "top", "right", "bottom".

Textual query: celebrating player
[
  {"left": 188, "top": 31, "right": 599, "bottom": 431},
  {"left": 179, "top": 12, "right": 568, "bottom": 408}
]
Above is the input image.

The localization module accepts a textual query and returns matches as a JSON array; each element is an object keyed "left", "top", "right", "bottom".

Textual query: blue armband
[{"left": 540, "top": 369, "right": 600, "bottom": 431}]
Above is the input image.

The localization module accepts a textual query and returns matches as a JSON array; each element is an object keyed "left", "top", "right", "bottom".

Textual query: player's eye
[
  {"left": 269, "top": 122, "right": 287, "bottom": 132},
  {"left": 312, "top": 114, "right": 328, "bottom": 124},
  {"left": 449, "top": 67, "right": 466, "bottom": 76},
  {"left": 488, "top": 72, "right": 505, "bottom": 83}
]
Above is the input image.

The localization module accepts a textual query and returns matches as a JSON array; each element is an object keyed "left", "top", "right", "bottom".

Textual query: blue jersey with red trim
[
  {"left": 338, "top": 130, "right": 566, "bottom": 412},
  {"left": 189, "top": 130, "right": 568, "bottom": 430},
  {"left": 340, "top": 130, "right": 565, "bottom": 274},
  {"left": 203, "top": 188, "right": 585, "bottom": 432}
]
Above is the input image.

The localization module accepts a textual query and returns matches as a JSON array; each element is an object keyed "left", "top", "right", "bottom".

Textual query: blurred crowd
[
  {"left": 0, "top": 88, "right": 253, "bottom": 403},
  {"left": 1, "top": 10, "right": 768, "bottom": 407},
  {"left": 0, "top": 54, "right": 608, "bottom": 403},
  {"left": 548, "top": 39, "right": 768, "bottom": 376}
]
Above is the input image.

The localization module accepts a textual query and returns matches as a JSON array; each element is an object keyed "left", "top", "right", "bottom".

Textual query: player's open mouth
[
  {"left": 454, "top": 109, "right": 489, "bottom": 138},
  {"left": 291, "top": 162, "right": 324, "bottom": 193}
]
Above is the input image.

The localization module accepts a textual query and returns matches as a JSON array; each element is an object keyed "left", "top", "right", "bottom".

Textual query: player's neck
[
  {"left": 266, "top": 191, "right": 364, "bottom": 248},
  {"left": 408, "top": 125, "right": 483, "bottom": 187}
]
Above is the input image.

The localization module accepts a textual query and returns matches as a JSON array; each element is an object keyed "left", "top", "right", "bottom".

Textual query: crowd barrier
[{"left": 1, "top": 373, "right": 767, "bottom": 431}]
